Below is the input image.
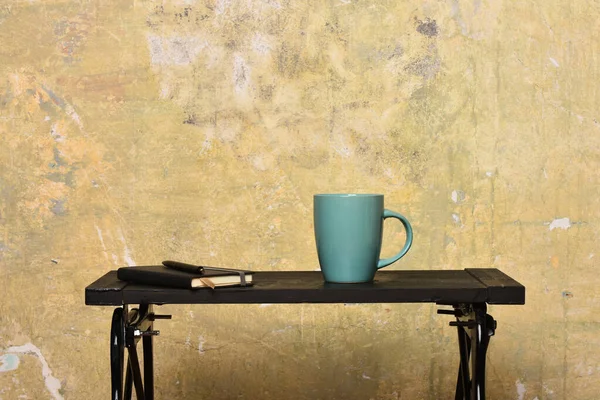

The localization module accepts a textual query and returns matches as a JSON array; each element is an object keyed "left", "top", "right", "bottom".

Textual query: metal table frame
[{"left": 86, "top": 269, "right": 525, "bottom": 400}]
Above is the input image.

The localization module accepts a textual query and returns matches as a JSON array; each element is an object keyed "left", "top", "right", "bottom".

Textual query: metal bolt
[{"left": 133, "top": 329, "right": 160, "bottom": 337}]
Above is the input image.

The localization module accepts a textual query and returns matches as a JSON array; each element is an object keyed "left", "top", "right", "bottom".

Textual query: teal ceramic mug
[{"left": 314, "top": 194, "right": 413, "bottom": 283}]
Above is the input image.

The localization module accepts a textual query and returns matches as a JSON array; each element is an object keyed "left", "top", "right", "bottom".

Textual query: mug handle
[{"left": 377, "top": 209, "right": 413, "bottom": 269}]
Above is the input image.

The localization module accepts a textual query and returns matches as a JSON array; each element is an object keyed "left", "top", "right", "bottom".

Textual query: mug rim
[{"left": 314, "top": 193, "right": 383, "bottom": 198}]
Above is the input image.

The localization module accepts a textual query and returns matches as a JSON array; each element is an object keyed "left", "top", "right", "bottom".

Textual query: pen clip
[{"left": 162, "top": 260, "right": 204, "bottom": 274}]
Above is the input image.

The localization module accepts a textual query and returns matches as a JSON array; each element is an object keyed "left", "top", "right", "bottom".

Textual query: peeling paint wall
[{"left": 1, "top": 0, "right": 599, "bottom": 398}]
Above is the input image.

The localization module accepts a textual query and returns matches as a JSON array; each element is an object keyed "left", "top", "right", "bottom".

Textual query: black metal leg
[
  {"left": 110, "top": 308, "right": 125, "bottom": 400},
  {"left": 127, "top": 345, "right": 145, "bottom": 399},
  {"left": 469, "top": 311, "right": 481, "bottom": 400},
  {"left": 124, "top": 362, "right": 133, "bottom": 400},
  {"left": 455, "top": 321, "right": 471, "bottom": 400},
  {"left": 107, "top": 304, "right": 170, "bottom": 400},
  {"left": 440, "top": 304, "right": 496, "bottom": 400},
  {"left": 470, "top": 307, "right": 495, "bottom": 400},
  {"left": 143, "top": 335, "right": 154, "bottom": 400}
]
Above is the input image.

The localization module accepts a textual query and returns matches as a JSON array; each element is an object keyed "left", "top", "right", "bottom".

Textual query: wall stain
[
  {"left": 50, "top": 198, "right": 67, "bottom": 216},
  {"left": 416, "top": 18, "right": 439, "bottom": 37}
]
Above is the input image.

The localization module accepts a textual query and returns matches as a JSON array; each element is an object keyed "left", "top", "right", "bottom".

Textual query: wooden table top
[{"left": 85, "top": 268, "right": 525, "bottom": 306}]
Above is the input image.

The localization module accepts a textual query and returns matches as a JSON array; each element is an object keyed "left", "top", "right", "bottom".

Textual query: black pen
[{"left": 162, "top": 260, "right": 205, "bottom": 274}]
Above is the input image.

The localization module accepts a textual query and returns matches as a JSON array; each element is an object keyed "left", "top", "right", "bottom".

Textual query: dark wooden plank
[
  {"left": 85, "top": 269, "right": 525, "bottom": 306},
  {"left": 85, "top": 271, "right": 126, "bottom": 305},
  {"left": 119, "top": 270, "right": 489, "bottom": 305},
  {"left": 465, "top": 268, "right": 526, "bottom": 304}
]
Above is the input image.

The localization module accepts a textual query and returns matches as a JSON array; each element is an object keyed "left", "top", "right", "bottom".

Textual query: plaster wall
[{"left": 1, "top": 0, "right": 599, "bottom": 398}]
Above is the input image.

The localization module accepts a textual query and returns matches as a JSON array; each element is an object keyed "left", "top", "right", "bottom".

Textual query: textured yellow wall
[{"left": 1, "top": 0, "right": 599, "bottom": 398}]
